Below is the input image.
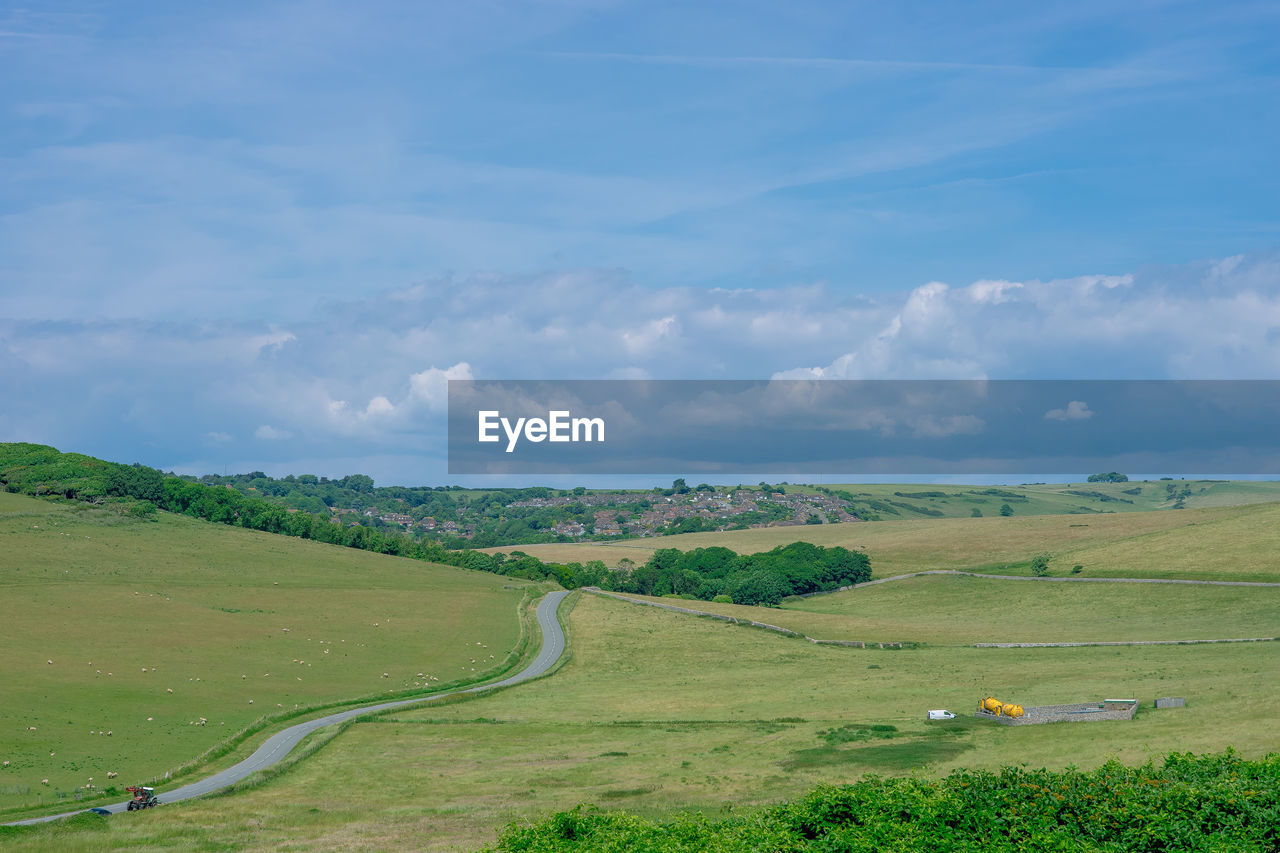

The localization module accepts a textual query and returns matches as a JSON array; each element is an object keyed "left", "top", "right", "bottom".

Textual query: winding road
[{"left": 7, "top": 590, "right": 571, "bottom": 827}]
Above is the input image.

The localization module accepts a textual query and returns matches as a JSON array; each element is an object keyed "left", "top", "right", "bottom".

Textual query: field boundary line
[
  {"left": 586, "top": 589, "right": 1278, "bottom": 652},
  {"left": 584, "top": 588, "right": 908, "bottom": 649},
  {"left": 791, "top": 569, "right": 1280, "bottom": 599},
  {"left": 975, "top": 637, "right": 1278, "bottom": 648}
]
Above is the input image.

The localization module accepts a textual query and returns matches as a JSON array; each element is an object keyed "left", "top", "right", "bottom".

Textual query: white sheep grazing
[
  {"left": 106, "top": 731, "right": 112, "bottom": 736},
  {"left": 107, "top": 771, "right": 117, "bottom": 779},
  {"left": 47, "top": 660, "right": 53, "bottom": 665},
  {"left": 2, "top": 760, "right": 9, "bottom": 767},
  {"left": 41, "top": 779, "right": 49, "bottom": 785},
  {"left": 166, "top": 688, "right": 173, "bottom": 693}
]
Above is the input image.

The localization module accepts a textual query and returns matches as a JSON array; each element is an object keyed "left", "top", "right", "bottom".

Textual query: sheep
[
  {"left": 106, "top": 731, "right": 112, "bottom": 736},
  {"left": 47, "top": 660, "right": 53, "bottom": 665},
  {"left": 41, "top": 779, "right": 49, "bottom": 785},
  {"left": 2, "top": 760, "right": 8, "bottom": 767},
  {"left": 107, "top": 771, "right": 117, "bottom": 779},
  {"left": 166, "top": 688, "right": 173, "bottom": 693},
  {"left": 28, "top": 726, "right": 37, "bottom": 731}
]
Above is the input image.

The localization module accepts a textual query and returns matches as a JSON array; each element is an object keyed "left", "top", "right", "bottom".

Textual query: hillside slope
[{"left": 0, "top": 492, "right": 534, "bottom": 812}]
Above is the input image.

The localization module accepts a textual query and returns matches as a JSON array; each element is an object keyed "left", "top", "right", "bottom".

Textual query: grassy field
[
  {"left": 485, "top": 499, "right": 1280, "bottom": 582},
  {"left": 0, "top": 492, "right": 535, "bottom": 814},
  {"left": 12, "top": 591, "right": 1276, "bottom": 851},
  {"left": 615, "top": 572, "right": 1280, "bottom": 645}
]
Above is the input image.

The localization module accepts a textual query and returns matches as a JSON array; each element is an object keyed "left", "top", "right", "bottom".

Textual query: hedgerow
[{"left": 491, "top": 751, "right": 1280, "bottom": 852}]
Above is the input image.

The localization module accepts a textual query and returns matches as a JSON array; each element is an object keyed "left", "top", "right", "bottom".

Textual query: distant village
[{"left": 334, "top": 487, "right": 860, "bottom": 542}]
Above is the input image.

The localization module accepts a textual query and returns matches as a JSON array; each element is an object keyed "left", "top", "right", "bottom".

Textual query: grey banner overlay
[{"left": 447, "top": 380, "right": 1280, "bottom": 475}]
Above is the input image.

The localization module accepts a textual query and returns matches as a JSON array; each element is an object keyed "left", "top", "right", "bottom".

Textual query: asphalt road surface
[{"left": 7, "top": 590, "right": 571, "bottom": 826}]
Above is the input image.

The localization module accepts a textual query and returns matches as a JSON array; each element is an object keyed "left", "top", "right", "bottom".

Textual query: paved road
[{"left": 7, "top": 590, "right": 571, "bottom": 826}]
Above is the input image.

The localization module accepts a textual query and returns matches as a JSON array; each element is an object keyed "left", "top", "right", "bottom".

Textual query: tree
[
  {"left": 1030, "top": 553, "right": 1050, "bottom": 577},
  {"left": 1000, "top": 503, "right": 1013, "bottom": 517},
  {"left": 340, "top": 474, "right": 375, "bottom": 493},
  {"left": 1087, "top": 472, "right": 1129, "bottom": 483},
  {"left": 971, "top": 507, "right": 983, "bottom": 517},
  {"left": 672, "top": 478, "right": 690, "bottom": 494}
]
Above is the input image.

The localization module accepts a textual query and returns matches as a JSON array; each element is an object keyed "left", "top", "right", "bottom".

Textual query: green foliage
[
  {"left": 492, "top": 751, "right": 1280, "bottom": 852},
  {"left": 1088, "top": 472, "right": 1130, "bottom": 482},
  {"left": 1030, "top": 552, "right": 1051, "bottom": 577},
  {"left": 818, "top": 723, "right": 898, "bottom": 745},
  {"left": 603, "top": 541, "right": 872, "bottom": 606},
  {"left": 1000, "top": 503, "right": 1013, "bottom": 516}
]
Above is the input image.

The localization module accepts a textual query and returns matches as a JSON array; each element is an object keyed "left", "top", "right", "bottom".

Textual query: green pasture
[
  {"left": 14, "top": 591, "right": 1275, "bottom": 851},
  {"left": 486, "top": 499, "right": 1279, "bottom": 581},
  {"left": 618, "top": 571, "right": 1280, "bottom": 645},
  {"left": 0, "top": 492, "right": 533, "bottom": 814}
]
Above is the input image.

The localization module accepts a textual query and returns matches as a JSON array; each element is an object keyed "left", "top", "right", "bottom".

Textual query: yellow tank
[
  {"left": 1002, "top": 703, "right": 1025, "bottom": 718},
  {"left": 981, "top": 696, "right": 1004, "bottom": 714}
]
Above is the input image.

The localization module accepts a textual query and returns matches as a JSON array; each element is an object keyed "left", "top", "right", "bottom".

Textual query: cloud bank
[{"left": 2, "top": 251, "right": 1279, "bottom": 482}]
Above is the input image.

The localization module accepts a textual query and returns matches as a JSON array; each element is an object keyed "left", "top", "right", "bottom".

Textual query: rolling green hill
[{"left": 0, "top": 491, "right": 536, "bottom": 815}]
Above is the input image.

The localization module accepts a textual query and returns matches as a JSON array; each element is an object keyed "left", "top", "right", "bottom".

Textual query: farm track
[{"left": 5, "top": 590, "right": 571, "bottom": 827}]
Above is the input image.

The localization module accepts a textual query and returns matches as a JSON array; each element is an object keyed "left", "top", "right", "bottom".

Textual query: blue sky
[{"left": 2, "top": 1, "right": 1279, "bottom": 485}]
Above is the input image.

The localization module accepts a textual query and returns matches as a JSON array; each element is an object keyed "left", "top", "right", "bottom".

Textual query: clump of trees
[
  {"left": 1087, "top": 472, "right": 1129, "bottom": 482},
  {"left": 589, "top": 543, "right": 871, "bottom": 606}
]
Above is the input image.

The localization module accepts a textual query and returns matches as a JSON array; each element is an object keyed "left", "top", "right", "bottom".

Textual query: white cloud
[
  {"left": 621, "top": 315, "right": 682, "bottom": 356},
  {"left": 1044, "top": 400, "right": 1094, "bottom": 421},
  {"left": 254, "top": 424, "right": 292, "bottom": 440},
  {"left": 408, "top": 363, "right": 474, "bottom": 411}
]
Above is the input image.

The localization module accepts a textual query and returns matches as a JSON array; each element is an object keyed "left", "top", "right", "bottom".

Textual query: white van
[{"left": 927, "top": 709, "right": 956, "bottom": 720}]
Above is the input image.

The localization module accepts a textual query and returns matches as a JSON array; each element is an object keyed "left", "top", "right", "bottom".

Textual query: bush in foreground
[{"left": 491, "top": 751, "right": 1279, "bottom": 852}]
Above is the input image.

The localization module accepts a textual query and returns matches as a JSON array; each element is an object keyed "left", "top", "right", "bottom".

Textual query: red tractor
[{"left": 125, "top": 785, "right": 159, "bottom": 810}]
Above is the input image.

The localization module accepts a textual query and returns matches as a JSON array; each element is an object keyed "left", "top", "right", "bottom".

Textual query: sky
[{"left": 2, "top": 1, "right": 1279, "bottom": 485}]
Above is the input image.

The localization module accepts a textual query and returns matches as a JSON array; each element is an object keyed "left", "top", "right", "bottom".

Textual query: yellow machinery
[{"left": 979, "top": 696, "right": 1025, "bottom": 718}]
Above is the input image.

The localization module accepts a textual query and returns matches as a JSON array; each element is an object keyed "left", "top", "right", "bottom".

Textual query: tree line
[{"left": 0, "top": 443, "right": 870, "bottom": 604}]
